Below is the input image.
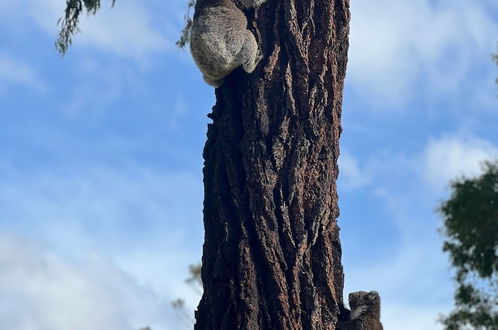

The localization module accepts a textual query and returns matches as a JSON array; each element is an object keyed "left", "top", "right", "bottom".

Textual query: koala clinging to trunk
[
  {"left": 337, "top": 291, "right": 383, "bottom": 330},
  {"left": 190, "top": 0, "right": 268, "bottom": 87}
]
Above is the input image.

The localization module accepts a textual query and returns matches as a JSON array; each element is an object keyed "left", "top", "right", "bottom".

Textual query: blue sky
[{"left": 0, "top": 0, "right": 497, "bottom": 329}]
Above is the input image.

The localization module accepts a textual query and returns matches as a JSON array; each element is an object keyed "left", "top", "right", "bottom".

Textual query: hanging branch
[
  {"left": 176, "top": 0, "right": 196, "bottom": 48},
  {"left": 56, "top": 0, "right": 116, "bottom": 54}
]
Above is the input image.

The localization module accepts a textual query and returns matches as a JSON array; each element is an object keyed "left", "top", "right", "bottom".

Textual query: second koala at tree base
[
  {"left": 337, "top": 291, "right": 383, "bottom": 330},
  {"left": 190, "top": 0, "right": 268, "bottom": 87}
]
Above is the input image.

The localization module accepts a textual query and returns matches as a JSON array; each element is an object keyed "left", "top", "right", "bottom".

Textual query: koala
[
  {"left": 337, "top": 291, "right": 383, "bottom": 330},
  {"left": 190, "top": 0, "right": 268, "bottom": 87}
]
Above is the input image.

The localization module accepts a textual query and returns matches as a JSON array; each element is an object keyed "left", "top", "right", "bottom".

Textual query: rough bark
[{"left": 195, "top": 0, "right": 350, "bottom": 329}]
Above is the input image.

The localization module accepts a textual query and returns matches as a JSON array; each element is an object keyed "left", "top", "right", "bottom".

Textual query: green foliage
[
  {"left": 439, "top": 161, "right": 498, "bottom": 330},
  {"left": 56, "top": 0, "right": 115, "bottom": 54},
  {"left": 176, "top": 0, "right": 196, "bottom": 48}
]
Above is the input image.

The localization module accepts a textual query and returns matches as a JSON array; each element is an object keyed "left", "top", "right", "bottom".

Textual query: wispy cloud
[
  {"left": 0, "top": 165, "right": 204, "bottom": 327},
  {"left": 421, "top": 134, "right": 498, "bottom": 192},
  {"left": 348, "top": 0, "right": 498, "bottom": 109},
  {"left": 164, "top": 93, "right": 189, "bottom": 130},
  {"left": 340, "top": 133, "right": 498, "bottom": 198},
  {"left": 74, "top": 3, "right": 171, "bottom": 62},
  {"left": 0, "top": 233, "right": 182, "bottom": 330},
  {"left": 0, "top": 0, "right": 181, "bottom": 63},
  {"left": 382, "top": 303, "right": 450, "bottom": 330},
  {"left": 0, "top": 53, "right": 46, "bottom": 92},
  {"left": 0, "top": 165, "right": 203, "bottom": 252},
  {"left": 338, "top": 150, "right": 372, "bottom": 190}
]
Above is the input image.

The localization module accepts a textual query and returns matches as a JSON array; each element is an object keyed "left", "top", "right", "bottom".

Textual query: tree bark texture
[{"left": 195, "top": 0, "right": 351, "bottom": 329}]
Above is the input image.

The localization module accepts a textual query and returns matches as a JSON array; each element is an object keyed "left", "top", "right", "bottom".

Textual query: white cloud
[
  {"left": 0, "top": 0, "right": 180, "bottom": 62},
  {"left": 382, "top": 304, "right": 448, "bottom": 330},
  {"left": 0, "top": 234, "right": 183, "bottom": 330},
  {"left": 0, "top": 53, "right": 46, "bottom": 92},
  {"left": 165, "top": 93, "right": 189, "bottom": 130},
  {"left": 340, "top": 134, "right": 498, "bottom": 197},
  {"left": 0, "top": 165, "right": 204, "bottom": 257},
  {"left": 422, "top": 135, "right": 498, "bottom": 192},
  {"left": 339, "top": 150, "right": 372, "bottom": 190},
  {"left": 348, "top": 0, "right": 498, "bottom": 108},
  {"left": 0, "top": 165, "right": 204, "bottom": 326},
  {"left": 74, "top": 2, "right": 171, "bottom": 61}
]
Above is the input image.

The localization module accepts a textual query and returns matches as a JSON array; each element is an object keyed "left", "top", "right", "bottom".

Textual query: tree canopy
[{"left": 439, "top": 161, "right": 498, "bottom": 330}]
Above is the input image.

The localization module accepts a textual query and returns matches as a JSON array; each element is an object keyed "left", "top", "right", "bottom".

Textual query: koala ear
[{"left": 368, "top": 291, "right": 379, "bottom": 300}]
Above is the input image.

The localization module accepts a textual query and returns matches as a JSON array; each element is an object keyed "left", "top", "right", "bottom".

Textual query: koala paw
[
  {"left": 256, "top": 51, "right": 263, "bottom": 63},
  {"left": 350, "top": 305, "right": 368, "bottom": 320},
  {"left": 243, "top": 53, "right": 263, "bottom": 74}
]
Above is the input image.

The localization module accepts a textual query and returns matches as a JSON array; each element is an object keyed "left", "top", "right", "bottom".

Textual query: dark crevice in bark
[{"left": 195, "top": 0, "right": 350, "bottom": 329}]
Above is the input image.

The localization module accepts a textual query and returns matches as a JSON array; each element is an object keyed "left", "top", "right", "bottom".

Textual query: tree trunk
[{"left": 195, "top": 0, "right": 351, "bottom": 329}]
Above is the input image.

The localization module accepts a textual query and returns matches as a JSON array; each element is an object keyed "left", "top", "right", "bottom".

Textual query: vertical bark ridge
[{"left": 195, "top": 0, "right": 350, "bottom": 329}]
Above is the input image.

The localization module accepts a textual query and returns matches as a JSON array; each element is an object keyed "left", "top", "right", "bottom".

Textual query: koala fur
[
  {"left": 337, "top": 291, "right": 383, "bottom": 330},
  {"left": 190, "top": 0, "right": 268, "bottom": 87}
]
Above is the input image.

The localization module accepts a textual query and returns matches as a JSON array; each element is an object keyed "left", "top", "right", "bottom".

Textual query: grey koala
[
  {"left": 190, "top": 0, "right": 268, "bottom": 87},
  {"left": 337, "top": 291, "right": 383, "bottom": 330}
]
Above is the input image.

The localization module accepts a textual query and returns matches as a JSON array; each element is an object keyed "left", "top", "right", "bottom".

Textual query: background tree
[
  {"left": 171, "top": 264, "right": 203, "bottom": 327},
  {"left": 57, "top": 0, "right": 352, "bottom": 328},
  {"left": 439, "top": 161, "right": 498, "bottom": 330}
]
